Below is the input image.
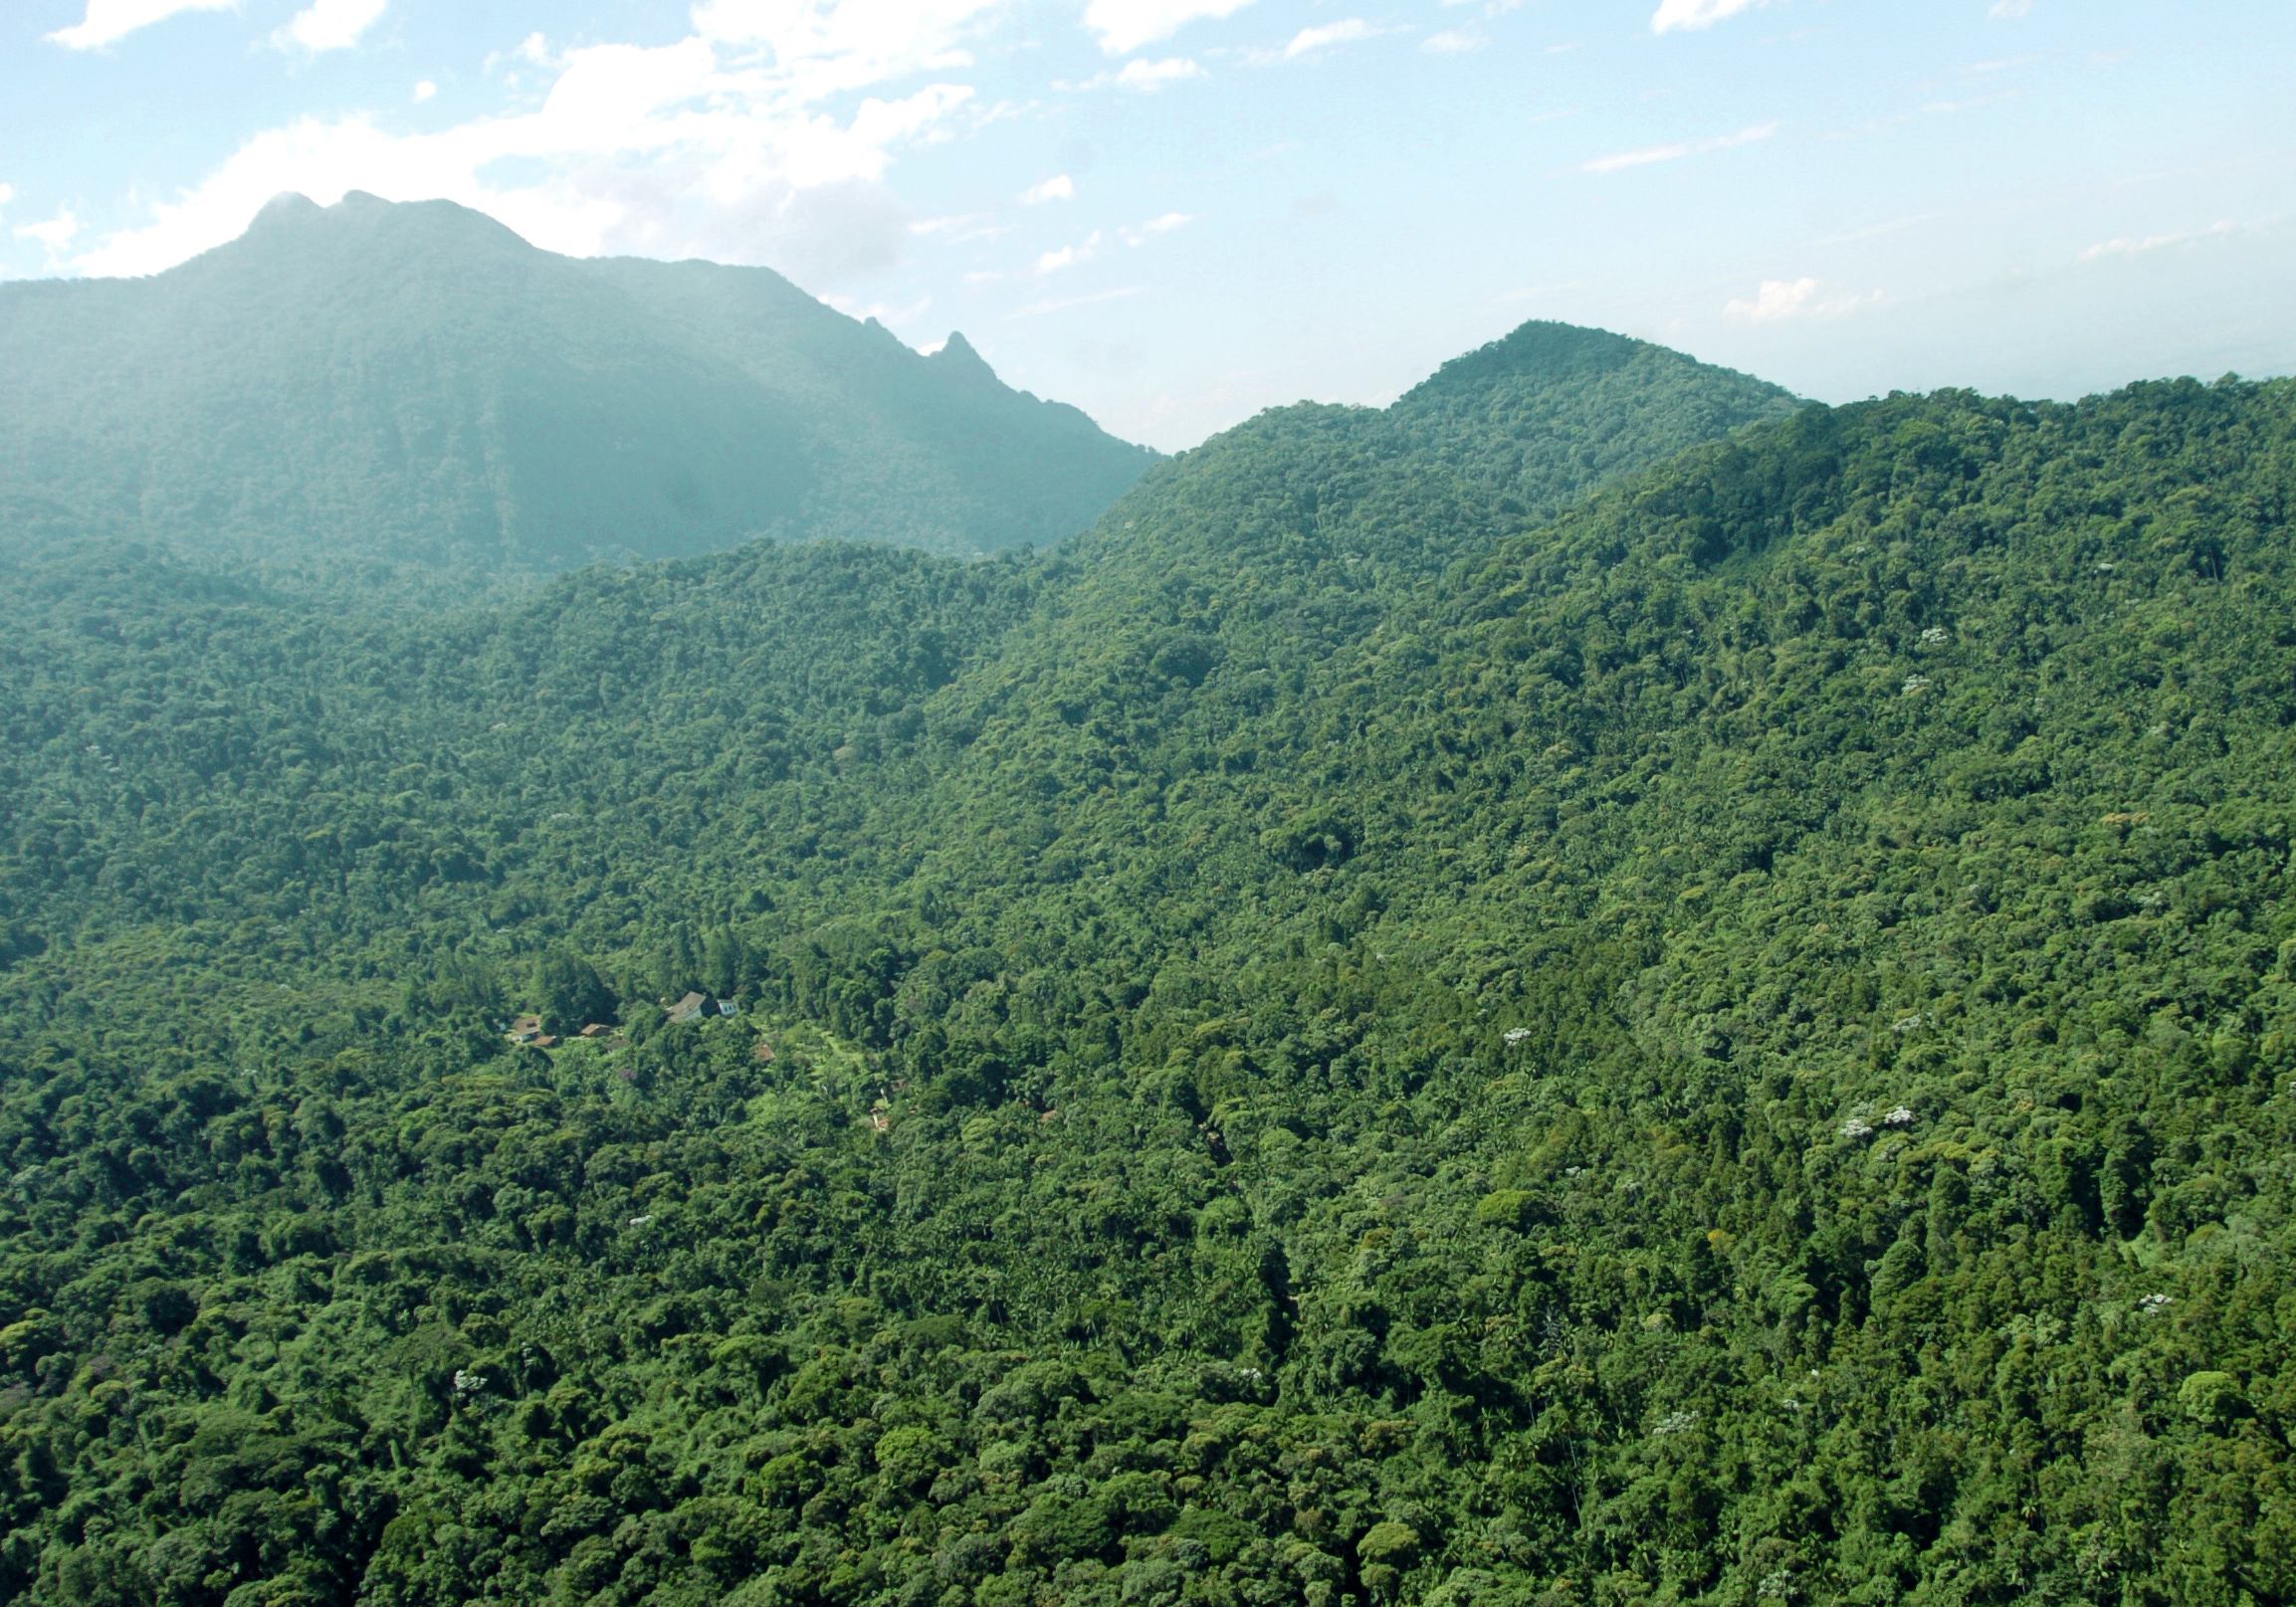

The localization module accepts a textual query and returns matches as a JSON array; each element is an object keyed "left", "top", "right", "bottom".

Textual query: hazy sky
[{"left": 7, "top": 0, "right": 2291, "bottom": 450}]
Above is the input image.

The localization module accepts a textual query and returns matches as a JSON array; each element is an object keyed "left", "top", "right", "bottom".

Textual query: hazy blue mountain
[{"left": 0, "top": 191, "right": 1156, "bottom": 596}]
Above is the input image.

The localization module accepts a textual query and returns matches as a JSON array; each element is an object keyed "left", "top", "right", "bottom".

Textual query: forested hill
[
  {"left": 0, "top": 317, "right": 1795, "bottom": 951},
  {"left": 1382, "top": 319, "right": 1801, "bottom": 512},
  {"left": 0, "top": 358, "right": 2291, "bottom": 1607},
  {"left": 0, "top": 191, "right": 1155, "bottom": 598}
]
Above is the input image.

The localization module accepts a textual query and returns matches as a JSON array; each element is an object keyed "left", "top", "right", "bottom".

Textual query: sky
[{"left": 5, "top": 0, "right": 2292, "bottom": 451}]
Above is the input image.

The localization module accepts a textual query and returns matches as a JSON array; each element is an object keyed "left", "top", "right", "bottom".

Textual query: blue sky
[{"left": 7, "top": 0, "right": 2292, "bottom": 449}]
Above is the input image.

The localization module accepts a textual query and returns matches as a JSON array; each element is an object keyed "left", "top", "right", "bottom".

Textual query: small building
[
  {"left": 507, "top": 1014, "right": 543, "bottom": 1044},
  {"left": 579, "top": 1023, "right": 616, "bottom": 1039},
  {"left": 753, "top": 1039, "right": 775, "bottom": 1063},
  {"left": 668, "top": 992, "right": 709, "bottom": 1025},
  {"left": 717, "top": 998, "right": 740, "bottom": 1017}
]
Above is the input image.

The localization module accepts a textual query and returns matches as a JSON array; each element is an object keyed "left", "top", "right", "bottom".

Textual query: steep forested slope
[
  {"left": 0, "top": 192, "right": 1153, "bottom": 596},
  {"left": 0, "top": 320, "right": 1792, "bottom": 953},
  {"left": 0, "top": 351, "right": 2288, "bottom": 1607}
]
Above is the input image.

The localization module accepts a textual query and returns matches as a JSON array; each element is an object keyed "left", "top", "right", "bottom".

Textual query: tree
[{"left": 534, "top": 946, "right": 616, "bottom": 1035}]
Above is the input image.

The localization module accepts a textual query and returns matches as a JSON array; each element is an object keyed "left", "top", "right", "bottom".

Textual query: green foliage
[
  {"left": 0, "top": 321, "right": 2289, "bottom": 1606},
  {"left": 535, "top": 947, "right": 616, "bottom": 1037}
]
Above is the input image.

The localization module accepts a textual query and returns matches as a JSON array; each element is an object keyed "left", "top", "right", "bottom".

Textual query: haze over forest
[{"left": 0, "top": 175, "right": 2291, "bottom": 1607}]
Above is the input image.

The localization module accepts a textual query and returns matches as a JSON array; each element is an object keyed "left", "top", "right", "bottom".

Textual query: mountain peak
[
  {"left": 1401, "top": 319, "right": 1651, "bottom": 405},
  {"left": 246, "top": 191, "right": 322, "bottom": 234},
  {"left": 229, "top": 190, "right": 537, "bottom": 265},
  {"left": 1391, "top": 316, "right": 1795, "bottom": 433},
  {"left": 930, "top": 331, "right": 999, "bottom": 383}
]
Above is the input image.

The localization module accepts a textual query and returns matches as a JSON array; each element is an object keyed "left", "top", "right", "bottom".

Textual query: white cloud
[
  {"left": 1723, "top": 277, "right": 1881, "bottom": 320},
  {"left": 1034, "top": 230, "right": 1103, "bottom": 274},
  {"left": 1015, "top": 214, "right": 1188, "bottom": 280},
  {"left": 16, "top": 209, "right": 84, "bottom": 255},
  {"left": 915, "top": 212, "right": 1002, "bottom": 241},
  {"left": 1725, "top": 277, "right": 1813, "bottom": 320},
  {"left": 1581, "top": 120, "right": 1776, "bottom": 174},
  {"left": 1422, "top": 29, "right": 1486, "bottom": 53},
  {"left": 1022, "top": 174, "right": 1075, "bottom": 204},
  {"left": 1280, "top": 18, "right": 1377, "bottom": 58},
  {"left": 1988, "top": 0, "right": 2031, "bottom": 16},
  {"left": 2078, "top": 220, "right": 2235, "bottom": 261},
  {"left": 1110, "top": 55, "right": 1204, "bottom": 88},
  {"left": 413, "top": 80, "right": 436, "bottom": 101},
  {"left": 45, "top": 0, "right": 233, "bottom": 50},
  {"left": 1650, "top": 0, "right": 1774, "bottom": 33},
  {"left": 1083, "top": 0, "right": 1256, "bottom": 56},
  {"left": 70, "top": 0, "right": 1004, "bottom": 285},
  {"left": 695, "top": 0, "right": 992, "bottom": 81},
  {"left": 1120, "top": 211, "right": 1193, "bottom": 244},
  {"left": 276, "top": 0, "right": 387, "bottom": 53},
  {"left": 1061, "top": 54, "right": 1205, "bottom": 89}
]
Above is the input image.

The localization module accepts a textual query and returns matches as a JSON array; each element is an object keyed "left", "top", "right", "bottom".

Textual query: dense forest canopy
[
  {"left": 0, "top": 192, "right": 1157, "bottom": 601},
  {"left": 0, "top": 312, "right": 2287, "bottom": 1607}
]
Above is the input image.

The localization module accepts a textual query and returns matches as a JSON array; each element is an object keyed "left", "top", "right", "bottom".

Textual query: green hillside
[
  {"left": 0, "top": 192, "right": 1155, "bottom": 599},
  {"left": 0, "top": 336, "right": 2288, "bottom": 1607}
]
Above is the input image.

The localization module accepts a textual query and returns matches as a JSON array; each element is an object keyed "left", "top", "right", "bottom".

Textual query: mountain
[
  {"left": 1384, "top": 317, "right": 1804, "bottom": 509},
  {"left": 0, "top": 316, "right": 1800, "bottom": 952},
  {"left": 0, "top": 191, "right": 1156, "bottom": 596},
  {"left": 1, "top": 322, "right": 2288, "bottom": 1607}
]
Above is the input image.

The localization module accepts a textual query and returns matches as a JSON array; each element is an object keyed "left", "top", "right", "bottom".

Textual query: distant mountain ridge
[{"left": 0, "top": 191, "right": 1157, "bottom": 595}]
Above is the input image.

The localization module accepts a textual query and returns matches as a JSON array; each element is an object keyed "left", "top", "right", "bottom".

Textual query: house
[
  {"left": 717, "top": 998, "right": 740, "bottom": 1017},
  {"left": 507, "top": 1014, "right": 543, "bottom": 1044},
  {"left": 578, "top": 1023, "right": 616, "bottom": 1039},
  {"left": 668, "top": 992, "right": 709, "bottom": 1024},
  {"left": 753, "top": 1039, "right": 775, "bottom": 1063}
]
